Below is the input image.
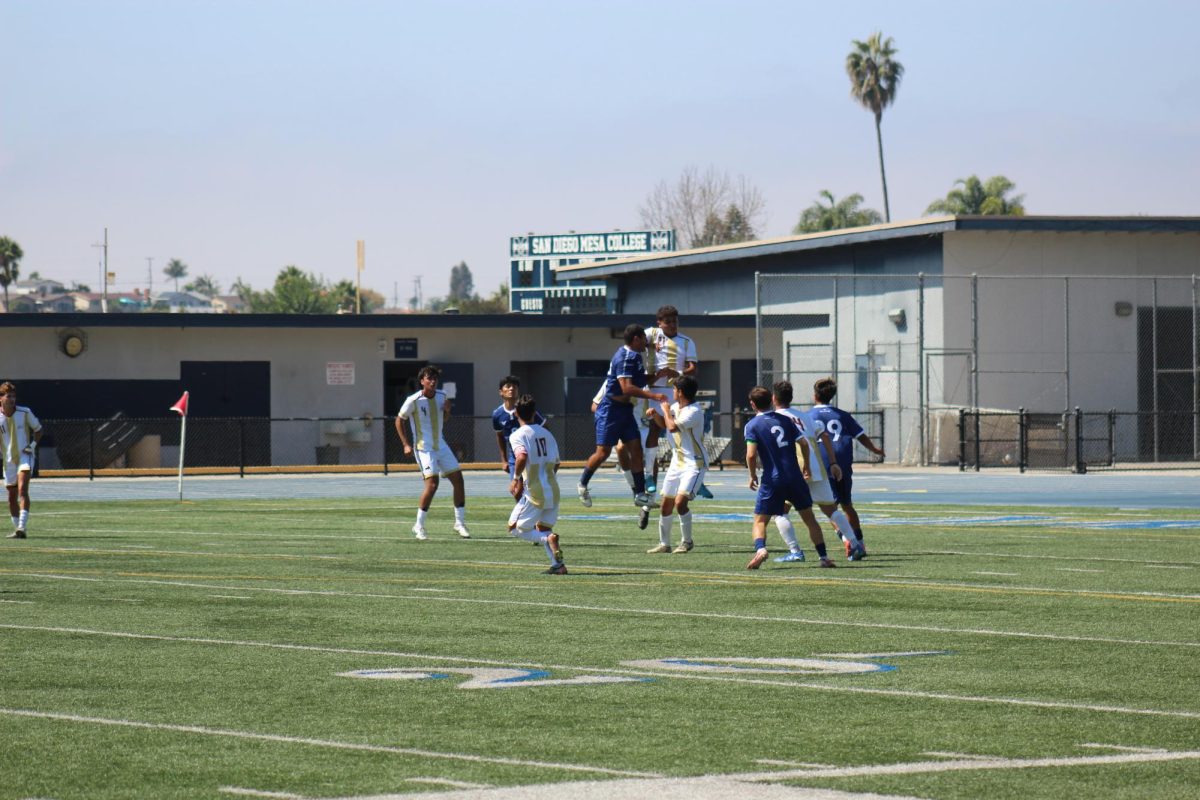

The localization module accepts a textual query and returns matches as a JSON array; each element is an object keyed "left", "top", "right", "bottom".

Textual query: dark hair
[
  {"left": 656, "top": 305, "right": 679, "bottom": 322},
  {"left": 772, "top": 381, "right": 793, "bottom": 406},
  {"left": 0, "top": 381, "right": 14, "bottom": 397},
  {"left": 672, "top": 375, "right": 698, "bottom": 401},
  {"left": 417, "top": 365, "right": 441, "bottom": 382},
  {"left": 623, "top": 322, "right": 646, "bottom": 344},
  {"left": 748, "top": 386, "right": 772, "bottom": 411},
  {"left": 814, "top": 377, "right": 837, "bottom": 405},
  {"left": 499, "top": 375, "right": 520, "bottom": 390},
  {"left": 515, "top": 394, "right": 538, "bottom": 422}
]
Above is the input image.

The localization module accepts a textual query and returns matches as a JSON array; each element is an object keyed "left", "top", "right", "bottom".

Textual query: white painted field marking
[
  {"left": 9, "top": 569, "right": 1200, "bottom": 649},
  {"left": 0, "top": 599, "right": 34, "bottom": 604},
  {"left": 754, "top": 760, "right": 836, "bottom": 769},
  {"left": 930, "top": 549, "right": 1200, "bottom": 568},
  {"left": 408, "top": 588, "right": 452, "bottom": 593},
  {"left": 115, "top": 598, "right": 143, "bottom": 603},
  {"left": 6, "top": 625, "right": 1198, "bottom": 719},
  {"left": 1056, "top": 568, "right": 1104, "bottom": 573},
  {"left": 210, "top": 595, "right": 254, "bottom": 600},
  {"left": 27, "top": 545, "right": 345, "bottom": 561},
  {"left": 1078, "top": 743, "right": 1167, "bottom": 753},
  {"left": 1146, "top": 564, "right": 1193, "bottom": 570},
  {"left": 405, "top": 778, "right": 492, "bottom": 789},
  {"left": 340, "top": 667, "right": 643, "bottom": 689},
  {"left": 735, "top": 747, "right": 1200, "bottom": 781},
  {"left": 972, "top": 572, "right": 1018, "bottom": 577},
  {"left": 0, "top": 708, "right": 662, "bottom": 778},
  {"left": 220, "top": 787, "right": 308, "bottom": 799},
  {"left": 922, "top": 751, "right": 1004, "bottom": 761}
]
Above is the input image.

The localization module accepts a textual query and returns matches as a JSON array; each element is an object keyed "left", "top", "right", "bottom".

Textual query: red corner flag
[{"left": 170, "top": 391, "right": 189, "bottom": 417}]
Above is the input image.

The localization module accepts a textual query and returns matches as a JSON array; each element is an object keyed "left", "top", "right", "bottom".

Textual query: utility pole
[
  {"left": 412, "top": 275, "right": 423, "bottom": 312},
  {"left": 145, "top": 257, "right": 154, "bottom": 299},
  {"left": 91, "top": 228, "right": 109, "bottom": 313},
  {"left": 355, "top": 240, "right": 365, "bottom": 314}
]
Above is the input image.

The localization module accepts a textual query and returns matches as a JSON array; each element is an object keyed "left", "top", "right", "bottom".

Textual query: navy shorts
[
  {"left": 595, "top": 401, "right": 640, "bottom": 447},
  {"left": 831, "top": 472, "right": 854, "bottom": 505},
  {"left": 754, "top": 477, "right": 813, "bottom": 516}
]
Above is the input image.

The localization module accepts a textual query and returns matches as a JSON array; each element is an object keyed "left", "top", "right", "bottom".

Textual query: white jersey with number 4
[
  {"left": 510, "top": 423, "right": 560, "bottom": 509},
  {"left": 399, "top": 389, "right": 447, "bottom": 451}
]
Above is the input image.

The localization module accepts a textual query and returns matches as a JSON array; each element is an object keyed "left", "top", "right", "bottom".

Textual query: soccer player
[
  {"left": 809, "top": 377, "right": 886, "bottom": 557},
  {"left": 644, "top": 375, "right": 705, "bottom": 554},
  {"left": 591, "top": 378, "right": 651, "bottom": 498},
  {"left": 396, "top": 365, "right": 470, "bottom": 540},
  {"left": 642, "top": 305, "right": 701, "bottom": 496},
  {"left": 1, "top": 382, "right": 41, "bottom": 539},
  {"left": 577, "top": 324, "right": 667, "bottom": 510},
  {"left": 493, "top": 375, "right": 545, "bottom": 501},
  {"left": 743, "top": 386, "right": 834, "bottom": 570},
  {"left": 771, "top": 381, "right": 863, "bottom": 561},
  {"left": 507, "top": 394, "right": 568, "bottom": 575}
]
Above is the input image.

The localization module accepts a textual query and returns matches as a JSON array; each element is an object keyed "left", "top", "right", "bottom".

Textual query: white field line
[
  {"left": 405, "top": 778, "right": 493, "bottom": 789},
  {"left": 210, "top": 595, "right": 254, "bottom": 600},
  {"left": 1056, "top": 568, "right": 1104, "bottom": 573},
  {"left": 928, "top": 549, "right": 1200, "bottom": 568},
  {"left": 0, "top": 599, "right": 34, "bottom": 604},
  {"left": 754, "top": 760, "right": 836, "bottom": 769},
  {"left": 0, "top": 708, "right": 661, "bottom": 778},
  {"left": 221, "top": 788, "right": 308, "bottom": 799},
  {"left": 1078, "top": 743, "right": 1167, "bottom": 753},
  {"left": 1146, "top": 564, "right": 1193, "bottom": 570},
  {"left": 972, "top": 572, "right": 1018, "bottom": 577},
  {"left": 735, "top": 748, "right": 1200, "bottom": 781},
  {"left": 6, "top": 624, "right": 1199, "bottom": 720},
  {"left": 8, "top": 572, "right": 1200, "bottom": 650},
  {"left": 25, "top": 544, "right": 345, "bottom": 561}
]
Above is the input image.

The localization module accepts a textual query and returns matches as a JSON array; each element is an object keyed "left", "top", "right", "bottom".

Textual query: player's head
[
  {"left": 417, "top": 365, "right": 441, "bottom": 392},
  {"left": 772, "top": 381, "right": 793, "bottom": 408},
  {"left": 515, "top": 394, "right": 538, "bottom": 423},
  {"left": 672, "top": 375, "right": 698, "bottom": 403},
  {"left": 623, "top": 323, "right": 648, "bottom": 350},
  {"left": 749, "top": 386, "right": 772, "bottom": 411},
  {"left": 814, "top": 377, "right": 838, "bottom": 405},
  {"left": 0, "top": 382, "right": 14, "bottom": 412},
  {"left": 656, "top": 305, "right": 679, "bottom": 335},
  {"left": 498, "top": 375, "right": 520, "bottom": 401}
]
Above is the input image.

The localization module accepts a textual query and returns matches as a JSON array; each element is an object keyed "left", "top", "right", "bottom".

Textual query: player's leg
[
  {"left": 614, "top": 441, "right": 637, "bottom": 490},
  {"left": 642, "top": 415, "right": 659, "bottom": 494},
  {"left": 649, "top": 475, "right": 678, "bottom": 553},
  {"left": 622, "top": 431, "right": 650, "bottom": 504},
  {"left": 837, "top": 475, "right": 866, "bottom": 555},
  {"left": 579, "top": 404, "right": 618, "bottom": 506},
  {"left": 445, "top": 468, "right": 469, "bottom": 538},
  {"left": 538, "top": 506, "right": 565, "bottom": 573},
  {"left": 772, "top": 502, "right": 804, "bottom": 562},
  {"left": 5, "top": 465, "right": 22, "bottom": 538},
  {"left": 15, "top": 468, "right": 31, "bottom": 535},
  {"left": 673, "top": 467, "right": 700, "bottom": 553},
  {"left": 797, "top": 504, "right": 835, "bottom": 567},
  {"left": 747, "top": 513, "right": 772, "bottom": 569}
]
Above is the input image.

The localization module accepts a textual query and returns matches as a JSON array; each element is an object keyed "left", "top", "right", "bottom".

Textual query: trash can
[{"left": 315, "top": 445, "right": 340, "bottom": 465}]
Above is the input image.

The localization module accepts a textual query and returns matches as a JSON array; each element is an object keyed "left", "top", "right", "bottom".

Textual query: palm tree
[
  {"left": 794, "top": 191, "right": 883, "bottom": 234},
  {"left": 0, "top": 236, "right": 25, "bottom": 313},
  {"left": 186, "top": 274, "right": 220, "bottom": 298},
  {"left": 846, "top": 32, "right": 904, "bottom": 223},
  {"left": 925, "top": 175, "right": 1026, "bottom": 216},
  {"left": 163, "top": 258, "right": 189, "bottom": 292}
]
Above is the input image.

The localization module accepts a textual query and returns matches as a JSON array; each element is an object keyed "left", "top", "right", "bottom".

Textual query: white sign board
[{"left": 326, "top": 362, "right": 355, "bottom": 386}]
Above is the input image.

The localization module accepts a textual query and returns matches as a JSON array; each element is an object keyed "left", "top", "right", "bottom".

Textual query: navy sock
[
  {"left": 580, "top": 467, "right": 595, "bottom": 487},
  {"left": 753, "top": 537, "right": 766, "bottom": 551},
  {"left": 633, "top": 471, "right": 646, "bottom": 493},
  {"left": 816, "top": 543, "right": 828, "bottom": 559},
  {"left": 854, "top": 528, "right": 864, "bottom": 543}
]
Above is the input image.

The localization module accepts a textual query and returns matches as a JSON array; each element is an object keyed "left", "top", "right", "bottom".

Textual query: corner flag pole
[{"left": 170, "top": 391, "right": 189, "bottom": 501}]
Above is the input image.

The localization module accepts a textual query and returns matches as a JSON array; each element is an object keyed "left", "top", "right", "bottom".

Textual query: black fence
[
  {"left": 35, "top": 410, "right": 885, "bottom": 479},
  {"left": 958, "top": 409, "right": 1200, "bottom": 472}
]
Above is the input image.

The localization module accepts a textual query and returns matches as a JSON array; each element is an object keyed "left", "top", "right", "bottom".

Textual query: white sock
[
  {"left": 510, "top": 525, "right": 541, "bottom": 544},
  {"left": 679, "top": 510, "right": 693, "bottom": 544},
  {"left": 18, "top": 511, "right": 28, "bottom": 531},
  {"left": 542, "top": 541, "right": 559, "bottom": 565},
  {"left": 454, "top": 506, "right": 466, "bottom": 525},
  {"left": 622, "top": 469, "right": 636, "bottom": 490},
  {"left": 416, "top": 508, "right": 428, "bottom": 526},
  {"left": 658, "top": 514, "right": 673, "bottom": 546},
  {"left": 830, "top": 509, "right": 858, "bottom": 543},
  {"left": 774, "top": 514, "right": 801, "bottom": 552},
  {"left": 10, "top": 516, "right": 17, "bottom": 530}
]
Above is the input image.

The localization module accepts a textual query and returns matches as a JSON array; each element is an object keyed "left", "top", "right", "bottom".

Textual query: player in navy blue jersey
[
  {"left": 577, "top": 324, "right": 668, "bottom": 509},
  {"left": 492, "top": 375, "right": 544, "bottom": 501},
  {"left": 809, "top": 377, "right": 885, "bottom": 556},
  {"left": 743, "top": 386, "right": 835, "bottom": 570}
]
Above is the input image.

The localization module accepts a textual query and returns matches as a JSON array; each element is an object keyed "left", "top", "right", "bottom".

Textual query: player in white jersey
[
  {"left": 396, "top": 365, "right": 470, "bottom": 541},
  {"left": 1, "top": 382, "right": 42, "bottom": 539},
  {"left": 644, "top": 376, "right": 706, "bottom": 554},
  {"left": 642, "top": 305, "right": 698, "bottom": 495},
  {"left": 771, "top": 381, "right": 864, "bottom": 562},
  {"left": 506, "top": 395, "right": 568, "bottom": 575}
]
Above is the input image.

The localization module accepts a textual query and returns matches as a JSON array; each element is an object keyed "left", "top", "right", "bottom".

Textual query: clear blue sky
[{"left": 3, "top": 0, "right": 1198, "bottom": 303}]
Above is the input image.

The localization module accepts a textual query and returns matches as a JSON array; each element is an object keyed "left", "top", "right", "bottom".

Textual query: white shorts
[
  {"left": 3, "top": 454, "right": 34, "bottom": 487},
  {"left": 662, "top": 463, "right": 706, "bottom": 500},
  {"left": 509, "top": 495, "right": 558, "bottom": 530},
  {"left": 414, "top": 443, "right": 460, "bottom": 478},
  {"left": 807, "top": 477, "right": 835, "bottom": 506}
]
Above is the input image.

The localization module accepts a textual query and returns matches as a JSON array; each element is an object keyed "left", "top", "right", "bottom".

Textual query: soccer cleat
[
  {"left": 646, "top": 543, "right": 671, "bottom": 554},
  {"left": 411, "top": 524, "right": 427, "bottom": 541},
  {"left": 818, "top": 557, "right": 837, "bottom": 568},
  {"left": 546, "top": 532, "right": 562, "bottom": 563},
  {"left": 577, "top": 484, "right": 592, "bottom": 507},
  {"left": 633, "top": 492, "right": 651, "bottom": 507},
  {"left": 843, "top": 537, "right": 854, "bottom": 559},
  {"left": 747, "top": 548, "right": 769, "bottom": 570},
  {"left": 696, "top": 483, "right": 714, "bottom": 499},
  {"left": 454, "top": 524, "right": 471, "bottom": 539},
  {"left": 638, "top": 507, "right": 651, "bottom": 530},
  {"left": 644, "top": 476, "right": 657, "bottom": 495},
  {"left": 857, "top": 542, "right": 869, "bottom": 558},
  {"left": 7, "top": 530, "right": 26, "bottom": 539},
  {"left": 544, "top": 563, "right": 568, "bottom": 575},
  {"left": 848, "top": 542, "right": 865, "bottom": 561},
  {"left": 774, "top": 550, "right": 805, "bottom": 563},
  {"left": 672, "top": 541, "right": 693, "bottom": 554}
]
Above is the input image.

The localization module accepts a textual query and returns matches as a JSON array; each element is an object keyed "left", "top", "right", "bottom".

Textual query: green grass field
[{"left": 2, "top": 493, "right": 1198, "bottom": 799}]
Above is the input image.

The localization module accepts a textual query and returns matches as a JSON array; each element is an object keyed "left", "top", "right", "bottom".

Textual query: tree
[
  {"left": 448, "top": 261, "right": 476, "bottom": 303},
  {"left": 925, "top": 175, "right": 1026, "bottom": 216},
  {"left": 231, "top": 277, "right": 254, "bottom": 301},
  {"left": 247, "top": 266, "right": 340, "bottom": 314},
  {"left": 846, "top": 32, "right": 904, "bottom": 222},
  {"left": 456, "top": 283, "right": 510, "bottom": 314},
  {"left": 0, "top": 236, "right": 24, "bottom": 313},
  {"left": 639, "top": 165, "right": 766, "bottom": 249},
  {"left": 185, "top": 274, "right": 220, "bottom": 298},
  {"left": 793, "top": 190, "right": 883, "bottom": 233},
  {"left": 163, "top": 258, "right": 189, "bottom": 292}
]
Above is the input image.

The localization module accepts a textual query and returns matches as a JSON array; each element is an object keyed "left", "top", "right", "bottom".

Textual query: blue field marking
[{"left": 493, "top": 669, "right": 551, "bottom": 683}]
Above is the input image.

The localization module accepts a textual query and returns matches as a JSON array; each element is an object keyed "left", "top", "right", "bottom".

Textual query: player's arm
[
  {"left": 495, "top": 431, "right": 509, "bottom": 467},
  {"left": 442, "top": 396, "right": 452, "bottom": 422},
  {"left": 857, "top": 432, "right": 885, "bottom": 459},
  {"left": 510, "top": 448, "right": 528, "bottom": 498},
  {"left": 745, "top": 440, "right": 759, "bottom": 490},
  {"left": 819, "top": 431, "right": 843, "bottom": 481},
  {"left": 617, "top": 376, "right": 667, "bottom": 404},
  {"left": 798, "top": 437, "right": 812, "bottom": 480},
  {"left": 395, "top": 403, "right": 414, "bottom": 454},
  {"left": 657, "top": 400, "right": 679, "bottom": 432}
]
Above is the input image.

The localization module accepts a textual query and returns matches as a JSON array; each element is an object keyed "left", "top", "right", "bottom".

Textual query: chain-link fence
[
  {"left": 757, "top": 273, "right": 1200, "bottom": 469},
  {"left": 35, "top": 410, "right": 884, "bottom": 478}
]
